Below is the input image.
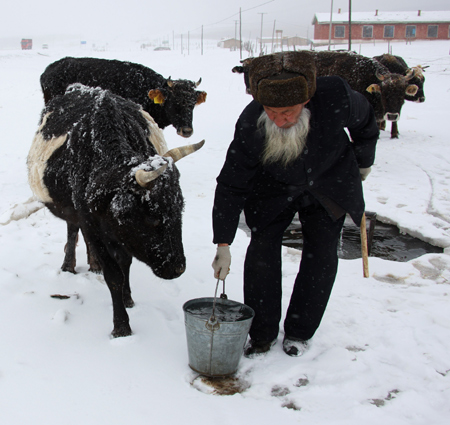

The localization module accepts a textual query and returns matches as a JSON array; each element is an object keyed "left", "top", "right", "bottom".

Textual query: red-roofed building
[{"left": 312, "top": 10, "right": 450, "bottom": 42}]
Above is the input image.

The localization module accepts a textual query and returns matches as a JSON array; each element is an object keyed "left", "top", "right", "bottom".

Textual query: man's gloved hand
[
  {"left": 360, "top": 167, "right": 371, "bottom": 181},
  {"left": 212, "top": 245, "right": 231, "bottom": 280}
]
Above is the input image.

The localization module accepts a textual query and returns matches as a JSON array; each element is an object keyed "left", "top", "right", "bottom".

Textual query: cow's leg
[
  {"left": 391, "top": 121, "right": 399, "bottom": 139},
  {"left": 102, "top": 256, "right": 132, "bottom": 337},
  {"left": 61, "top": 223, "right": 79, "bottom": 273},
  {"left": 82, "top": 230, "right": 102, "bottom": 274},
  {"left": 82, "top": 228, "right": 132, "bottom": 337},
  {"left": 116, "top": 252, "right": 134, "bottom": 308},
  {"left": 379, "top": 120, "right": 386, "bottom": 131},
  {"left": 104, "top": 265, "right": 132, "bottom": 338}
]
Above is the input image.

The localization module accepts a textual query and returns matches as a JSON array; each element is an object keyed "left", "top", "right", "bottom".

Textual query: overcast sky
[{"left": 2, "top": 0, "right": 449, "bottom": 41}]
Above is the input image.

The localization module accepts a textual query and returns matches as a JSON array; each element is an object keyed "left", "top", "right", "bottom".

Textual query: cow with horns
[
  {"left": 232, "top": 51, "right": 418, "bottom": 139},
  {"left": 40, "top": 56, "right": 207, "bottom": 138},
  {"left": 27, "top": 84, "right": 205, "bottom": 337},
  {"left": 373, "top": 53, "right": 428, "bottom": 138},
  {"left": 40, "top": 57, "right": 207, "bottom": 272}
]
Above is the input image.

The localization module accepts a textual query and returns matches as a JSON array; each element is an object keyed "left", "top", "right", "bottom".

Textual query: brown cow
[{"left": 233, "top": 51, "right": 418, "bottom": 139}]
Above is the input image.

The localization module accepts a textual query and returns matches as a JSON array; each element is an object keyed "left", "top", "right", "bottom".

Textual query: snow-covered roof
[{"left": 312, "top": 10, "right": 450, "bottom": 25}]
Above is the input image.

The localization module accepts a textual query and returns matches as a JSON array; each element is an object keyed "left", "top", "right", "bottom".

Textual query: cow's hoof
[
  {"left": 111, "top": 325, "right": 133, "bottom": 338},
  {"left": 88, "top": 265, "right": 103, "bottom": 274},
  {"left": 61, "top": 264, "right": 76, "bottom": 274}
]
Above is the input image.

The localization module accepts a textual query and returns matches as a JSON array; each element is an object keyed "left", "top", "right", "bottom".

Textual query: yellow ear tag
[
  {"left": 148, "top": 90, "right": 166, "bottom": 105},
  {"left": 153, "top": 92, "right": 165, "bottom": 104}
]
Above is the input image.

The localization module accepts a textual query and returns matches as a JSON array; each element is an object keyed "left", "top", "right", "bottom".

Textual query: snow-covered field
[{"left": 0, "top": 39, "right": 449, "bottom": 424}]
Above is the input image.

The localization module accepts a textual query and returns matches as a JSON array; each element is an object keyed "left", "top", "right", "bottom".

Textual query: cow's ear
[
  {"left": 366, "top": 84, "right": 381, "bottom": 94},
  {"left": 196, "top": 91, "right": 207, "bottom": 105},
  {"left": 148, "top": 89, "right": 166, "bottom": 105},
  {"left": 406, "top": 84, "right": 419, "bottom": 96}
]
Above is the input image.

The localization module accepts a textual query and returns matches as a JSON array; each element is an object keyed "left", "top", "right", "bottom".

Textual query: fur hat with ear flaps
[{"left": 246, "top": 51, "right": 317, "bottom": 107}]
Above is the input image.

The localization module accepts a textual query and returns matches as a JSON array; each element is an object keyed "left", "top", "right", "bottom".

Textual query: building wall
[
  {"left": 314, "top": 22, "right": 450, "bottom": 41},
  {"left": 218, "top": 39, "right": 241, "bottom": 49}
]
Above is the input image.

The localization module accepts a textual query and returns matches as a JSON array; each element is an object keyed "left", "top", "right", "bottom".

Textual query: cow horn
[
  {"left": 135, "top": 163, "right": 169, "bottom": 188},
  {"left": 164, "top": 139, "right": 205, "bottom": 163},
  {"left": 167, "top": 77, "right": 174, "bottom": 88},
  {"left": 195, "top": 78, "right": 202, "bottom": 87},
  {"left": 405, "top": 68, "right": 416, "bottom": 81},
  {"left": 376, "top": 71, "right": 386, "bottom": 81}
]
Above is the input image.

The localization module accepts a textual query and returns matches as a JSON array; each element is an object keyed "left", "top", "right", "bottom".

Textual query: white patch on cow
[
  {"left": 27, "top": 112, "right": 67, "bottom": 203},
  {"left": 140, "top": 110, "right": 168, "bottom": 155},
  {"left": 384, "top": 112, "right": 400, "bottom": 122}
]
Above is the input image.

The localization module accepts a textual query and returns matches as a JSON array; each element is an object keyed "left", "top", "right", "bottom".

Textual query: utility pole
[
  {"left": 258, "top": 13, "right": 267, "bottom": 55},
  {"left": 201, "top": 25, "right": 204, "bottom": 55},
  {"left": 348, "top": 0, "right": 352, "bottom": 51},
  {"left": 234, "top": 20, "right": 238, "bottom": 50},
  {"left": 271, "top": 20, "right": 276, "bottom": 53},
  {"left": 328, "top": 0, "right": 333, "bottom": 51},
  {"left": 239, "top": 7, "right": 242, "bottom": 60}
]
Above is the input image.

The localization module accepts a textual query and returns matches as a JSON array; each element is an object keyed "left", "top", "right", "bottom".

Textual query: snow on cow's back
[{"left": 27, "top": 84, "right": 168, "bottom": 206}]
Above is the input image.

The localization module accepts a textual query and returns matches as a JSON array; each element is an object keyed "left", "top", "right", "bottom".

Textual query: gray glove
[
  {"left": 360, "top": 167, "right": 371, "bottom": 181},
  {"left": 212, "top": 245, "right": 231, "bottom": 280}
]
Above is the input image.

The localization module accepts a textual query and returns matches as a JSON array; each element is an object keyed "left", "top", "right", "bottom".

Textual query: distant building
[
  {"left": 21, "top": 39, "right": 32, "bottom": 50},
  {"left": 312, "top": 10, "right": 450, "bottom": 42},
  {"left": 258, "top": 35, "right": 311, "bottom": 51},
  {"left": 217, "top": 38, "right": 241, "bottom": 49},
  {"left": 283, "top": 36, "right": 311, "bottom": 48}
]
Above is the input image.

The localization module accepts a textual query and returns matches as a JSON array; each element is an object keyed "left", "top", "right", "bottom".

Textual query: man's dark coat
[{"left": 213, "top": 76, "right": 379, "bottom": 244}]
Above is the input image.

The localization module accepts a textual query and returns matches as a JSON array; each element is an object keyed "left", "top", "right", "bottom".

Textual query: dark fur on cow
[
  {"left": 27, "top": 84, "right": 204, "bottom": 337},
  {"left": 310, "top": 52, "right": 418, "bottom": 128},
  {"left": 233, "top": 51, "right": 418, "bottom": 139},
  {"left": 40, "top": 57, "right": 207, "bottom": 138},
  {"left": 373, "top": 53, "right": 427, "bottom": 138}
]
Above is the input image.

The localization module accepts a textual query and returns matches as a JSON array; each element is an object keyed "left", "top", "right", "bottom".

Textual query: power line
[{"left": 192, "top": 0, "right": 275, "bottom": 31}]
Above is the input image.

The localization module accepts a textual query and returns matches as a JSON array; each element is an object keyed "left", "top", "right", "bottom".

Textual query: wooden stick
[{"left": 360, "top": 212, "right": 369, "bottom": 278}]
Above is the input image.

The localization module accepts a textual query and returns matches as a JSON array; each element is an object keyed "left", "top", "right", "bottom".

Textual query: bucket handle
[{"left": 210, "top": 279, "right": 228, "bottom": 323}]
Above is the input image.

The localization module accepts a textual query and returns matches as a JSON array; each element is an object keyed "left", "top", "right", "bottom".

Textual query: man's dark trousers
[{"left": 243, "top": 195, "right": 346, "bottom": 343}]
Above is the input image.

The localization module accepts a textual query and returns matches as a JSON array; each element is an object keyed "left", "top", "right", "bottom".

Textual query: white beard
[{"left": 258, "top": 107, "right": 311, "bottom": 167}]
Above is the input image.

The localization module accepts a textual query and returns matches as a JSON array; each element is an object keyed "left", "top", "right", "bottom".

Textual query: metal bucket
[{"left": 183, "top": 295, "right": 254, "bottom": 377}]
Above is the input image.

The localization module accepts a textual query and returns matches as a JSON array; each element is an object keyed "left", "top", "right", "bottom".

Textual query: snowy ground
[{"left": 0, "top": 39, "right": 449, "bottom": 424}]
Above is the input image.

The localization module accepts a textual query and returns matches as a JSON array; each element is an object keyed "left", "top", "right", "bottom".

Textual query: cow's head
[
  {"left": 106, "top": 140, "right": 205, "bottom": 280},
  {"left": 232, "top": 58, "right": 253, "bottom": 94},
  {"left": 366, "top": 71, "right": 419, "bottom": 122},
  {"left": 405, "top": 65, "right": 427, "bottom": 103},
  {"left": 148, "top": 78, "right": 207, "bottom": 138}
]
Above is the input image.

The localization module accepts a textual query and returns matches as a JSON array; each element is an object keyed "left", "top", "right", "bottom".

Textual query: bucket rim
[
  {"left": 182, "top": 297, "right": 255, "bottom": 322},
  {"left": 183, "top": 296, "right": 251, "bottom": 308}
]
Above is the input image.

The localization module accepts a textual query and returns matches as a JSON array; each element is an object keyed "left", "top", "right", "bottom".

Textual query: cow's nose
[
  {"left": 175, "top": 265, "right": 186, "bottom": 276},
  {"left": 178, "top": 127, "right": 193, "bottom": 138}
]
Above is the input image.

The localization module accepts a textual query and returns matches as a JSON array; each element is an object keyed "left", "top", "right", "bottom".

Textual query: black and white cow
[
  {"left": 40, "top": 57, "right": 207, "bottom": 138},
  {"left": 27, "top": 84, "right": 205, "bottom": 337}
]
